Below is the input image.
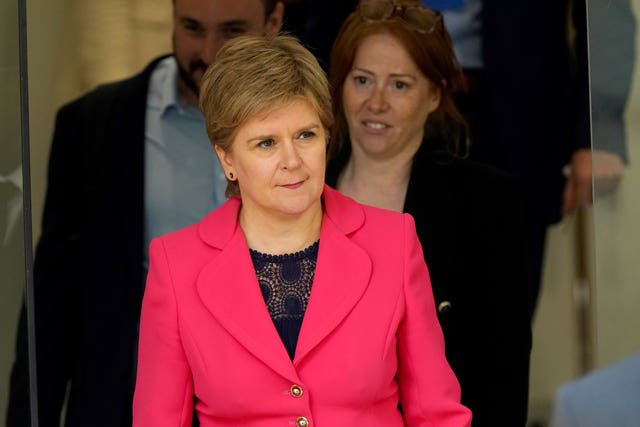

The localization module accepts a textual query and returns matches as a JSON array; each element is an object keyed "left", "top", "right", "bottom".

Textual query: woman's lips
[
  {"left": 363, "top": 120, "right": 389, "bottom": 129},
  {"left": 362, "top": 120, "right": 391, "bottom": 133},
  {"left": 281, "top": 181, "right": 304, "bottom": 189}
]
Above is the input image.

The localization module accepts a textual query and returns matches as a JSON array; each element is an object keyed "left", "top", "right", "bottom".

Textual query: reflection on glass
[
  {"left": 1, "top": 0, "right": 28, "bottom": 422},
  {"left": 589, "top": 0, "right": 638, "bottom": 368},
  {"left": 547, "top": 0, "right": 640, "bottom": 425}
]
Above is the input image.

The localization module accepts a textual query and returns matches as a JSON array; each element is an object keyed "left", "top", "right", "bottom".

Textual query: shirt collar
[{"left": 148, "top": 56, "right": 201, "bottom": 118}]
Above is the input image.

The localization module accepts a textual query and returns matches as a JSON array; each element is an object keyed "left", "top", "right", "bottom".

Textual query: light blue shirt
[
  {"left": 424, "top": 0, "right": 484, "bottom": 69},
  {"left": 549, "top": 352, "right": 640, "bottom": 427},
  {"left": 144, "top": 56, "right": 227, "bottom": 268}
]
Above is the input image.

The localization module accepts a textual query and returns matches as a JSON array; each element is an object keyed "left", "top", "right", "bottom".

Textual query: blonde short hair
[{"left": 199, "top": 34, "right": 333, "bottom": 198}]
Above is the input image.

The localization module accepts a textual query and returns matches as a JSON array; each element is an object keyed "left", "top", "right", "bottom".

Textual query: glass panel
[
  {"left": 1, "top": 0, "right": 34, "bottom": 424},
  {"left": 544, "top": 1, "right": 640, "bottom": 425},
  {"left": 21, "top": 2, "right": 172, "bottom": 425},
  {"left": 591, "top": 1, "right": 640, "bottom": 367}
]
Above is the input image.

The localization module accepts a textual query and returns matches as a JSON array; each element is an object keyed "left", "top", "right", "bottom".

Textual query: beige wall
[
  {"left": 28, "top": 0, "right": 172, "bottom": 242},
  {"left": 0, "top": 0, "right": 25, "bottom": 415}
]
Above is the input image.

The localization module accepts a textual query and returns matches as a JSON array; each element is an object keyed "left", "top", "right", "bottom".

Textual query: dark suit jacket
[
  {"left": 327, "top": 142, "right": 532, "bottom": 427},
  {"left": 477, "top": 0, "right": 577, "bottom": 225},
  {"left": 7, "top": 56, "right": 169, "bottom": 427}
]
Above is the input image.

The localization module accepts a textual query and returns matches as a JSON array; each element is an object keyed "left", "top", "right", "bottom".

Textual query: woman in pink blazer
[{"left": 133, "top": 34, "right": 471, "bottom": 427}]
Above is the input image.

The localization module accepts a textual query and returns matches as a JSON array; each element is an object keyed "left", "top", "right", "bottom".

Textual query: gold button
[
  {"left": 290, "top": 384, "right": 304, "bottom": 398},
  {"left": 296, "top": 416, "right": 309, "bottom": 427},
  {"left": 438, "top": 301, "right": 452, "bottom": 313}
]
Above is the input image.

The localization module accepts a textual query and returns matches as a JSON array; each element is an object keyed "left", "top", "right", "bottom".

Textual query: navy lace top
[{"left": 249, "top": 240, "right": 319, "bottom": 360}]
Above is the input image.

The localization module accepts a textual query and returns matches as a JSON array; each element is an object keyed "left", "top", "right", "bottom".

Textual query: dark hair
[
  {"left": 328, "top": 0, "right": 468, "bottom": 161},
  {"left": 262, "top": 0, "right": 279, "bottom": 16},
  {"left": 172, "top": 0, "right": 279, "bottom": 18}
]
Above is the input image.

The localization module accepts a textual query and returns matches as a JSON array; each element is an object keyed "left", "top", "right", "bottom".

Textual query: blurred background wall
[{"left": 0, "top": 0, "right": 26, "bottom": 416}]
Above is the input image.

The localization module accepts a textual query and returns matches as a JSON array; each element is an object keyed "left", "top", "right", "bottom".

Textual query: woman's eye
[
  {"left": 298, "top": 130, "right": 316, "bottom": 140},
  {"left": 257, "top": 139, "right": 274, "bottom": 148},
  {"left": 354, "top": 76, "right": 369, "bottom": 85},
  {"left": 394, "top": 81, "right": 409, "bottom": 89}
]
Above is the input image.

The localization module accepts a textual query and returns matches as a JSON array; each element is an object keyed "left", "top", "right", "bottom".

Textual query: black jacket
[
  {"left": 326, "top": 142, "right": 532, "bottom": 426},
  {"left": 7, "top": 56, "right": 169, "bottom": 427}
]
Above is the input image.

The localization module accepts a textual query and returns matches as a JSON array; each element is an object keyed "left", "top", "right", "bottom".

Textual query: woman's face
[
  {"left": 215, "top": 98, "right": 326, "bottom": 220},
  {"left": 342, "top": 33, "right": 440, "bottom": 160}
]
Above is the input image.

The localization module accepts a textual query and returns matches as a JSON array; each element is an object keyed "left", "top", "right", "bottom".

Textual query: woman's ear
[
  {"left": 214, "top": 145, "right": 233, "bottom": 171},
  {"left": 427, "top": 82, "right": 443, "bottom": 114}
]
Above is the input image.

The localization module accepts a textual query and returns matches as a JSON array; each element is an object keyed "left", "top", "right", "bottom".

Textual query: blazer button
[
  {"left": 290, "top": 384, "right": 304, "bottom": 398},
  {"left": 438, "top": 300, "right": 452, "bottom": 313},
  {"left": 296, "top": 416, "right": 309, "bottom": 427}
]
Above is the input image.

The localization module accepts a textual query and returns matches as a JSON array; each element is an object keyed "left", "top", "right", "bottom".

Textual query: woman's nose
[
  {"left": 367, "top": 85, "right": 389, "bottom": 113},
  {"left": 280, "top": 141, "right": 303, "bottom": 169}
]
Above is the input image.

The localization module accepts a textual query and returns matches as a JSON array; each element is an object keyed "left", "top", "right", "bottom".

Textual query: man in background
[
  {"left": 7, "top": 1, "right": 283, "bottom": 426},
  {"left": 434, "top": 0, "right": 631, "bottom": 316}
]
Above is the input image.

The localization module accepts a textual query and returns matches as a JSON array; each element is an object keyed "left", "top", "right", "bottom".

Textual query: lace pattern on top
[
  {"left": 249, "top": 241, "right": 319, "bottom": 321},
  {"left": 249, "top": 241, "right": 319, "bottom": 360}
]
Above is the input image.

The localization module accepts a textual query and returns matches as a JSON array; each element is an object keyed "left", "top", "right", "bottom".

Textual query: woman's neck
[
  {"left": 337, "top": 146, "right": 415, "bottom": 212},
  {"left": 239, "top": 202, "right": 323, "bottom": 255}
]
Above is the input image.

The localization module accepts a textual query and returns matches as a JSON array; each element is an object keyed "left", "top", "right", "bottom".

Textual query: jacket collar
[
  {"left": 195, "top": 185, "right": 371, "bottom": 380},
  {"left": 197, "top": 184, "right": 365, "bottom": 249}
]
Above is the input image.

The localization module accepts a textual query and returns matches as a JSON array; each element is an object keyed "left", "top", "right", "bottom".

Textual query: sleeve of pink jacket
[
  {"left": 133, "top": 238, "right": 194, "bottom": 427},
  {"left": 396, "top": 214, "right": 472, "bottom": 427}
]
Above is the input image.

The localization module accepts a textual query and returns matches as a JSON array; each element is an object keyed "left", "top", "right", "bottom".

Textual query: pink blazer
[{"left": 133, "top": 185, "right": 471, "bottom": 427}]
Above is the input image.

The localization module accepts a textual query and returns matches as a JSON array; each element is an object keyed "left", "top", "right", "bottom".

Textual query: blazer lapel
[
  {"left": 294, "top": 186, "right": 372, "bottom": 364},
  {"left": 196, "top": 200, "right": 298, "bottom": 382},
  {"left": 195, "top": 187, "right": 372, "bottom": 376}
]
